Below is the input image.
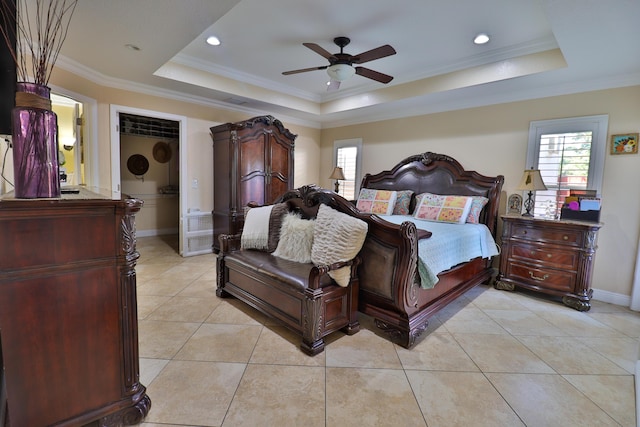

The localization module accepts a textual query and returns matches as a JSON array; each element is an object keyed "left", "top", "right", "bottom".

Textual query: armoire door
[
  {"left": 238, "top": 132, "right": 268, "bottom": 207},
  {"left": 267, "top": 133, "right": 293, "bottom": 201}
]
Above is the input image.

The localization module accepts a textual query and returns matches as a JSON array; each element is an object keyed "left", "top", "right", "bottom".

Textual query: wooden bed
[{"left": 355, "top": 152, "right": 504, "bottom": 348}]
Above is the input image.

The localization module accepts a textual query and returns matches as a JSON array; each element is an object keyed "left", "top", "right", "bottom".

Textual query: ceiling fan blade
[
  {"left": 355, "top": 67, "right": 394, "bottom": 84},
  {"left": 282, "top": 65, "right": 328, "bottom": 75},
  {"left": 327, "top": 80, "right": 341, "bottom": 91},
  {"left": 303, "top": 42, "right": 334, "bottom": 59},
  {"left": 352, "top": 45, "right": 396, "bottom": 64}
]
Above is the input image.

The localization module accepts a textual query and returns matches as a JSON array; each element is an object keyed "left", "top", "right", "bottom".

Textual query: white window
[
  {"left": 333, "top": 138, "right": 362, "bottom": 200},
  {"left": 526, "top": 115, "right": 608, "bottom": 217}
]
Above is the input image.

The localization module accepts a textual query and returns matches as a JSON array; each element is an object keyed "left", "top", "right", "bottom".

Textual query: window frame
[
  {"left": 525, "top": 115, "right": 608, "bottom": 212},
  {"left": 332, "top": 138, "right": 362, "bottom": 200}
]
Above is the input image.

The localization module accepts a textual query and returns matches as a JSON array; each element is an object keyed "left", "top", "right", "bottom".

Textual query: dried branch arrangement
[{"left": 0, "top": 0, "right": 78, "bottom": 86}]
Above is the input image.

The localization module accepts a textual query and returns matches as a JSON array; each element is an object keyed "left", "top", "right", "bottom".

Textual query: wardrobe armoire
[{"left": 210, "top": 115, "right": 296, "bottom": 251}]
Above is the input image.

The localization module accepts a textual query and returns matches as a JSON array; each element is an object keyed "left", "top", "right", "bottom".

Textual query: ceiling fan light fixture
[{"left": 327, "top": 63, "right": 356, "bottom": 82}]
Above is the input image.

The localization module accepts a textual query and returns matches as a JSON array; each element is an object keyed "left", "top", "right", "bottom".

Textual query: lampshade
[
  {"left": 517, "top": 169, "right": 547, "bottom": 191},
  {"left": 326, "top": 64, "right": 356, "bottom": 82},
  {"left": 329, "top": 166, "right": 346, "bottom": 181}
]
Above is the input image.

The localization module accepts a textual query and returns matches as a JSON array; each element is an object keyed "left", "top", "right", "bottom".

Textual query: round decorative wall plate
[
  {"left": 127, "top": 154, "right": 149, "bottom": 176},
  {"left": 153, "top": 141, "right": 172, "bottom": 163}
]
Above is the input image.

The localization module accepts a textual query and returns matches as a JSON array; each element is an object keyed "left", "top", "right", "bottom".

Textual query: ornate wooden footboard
[{"left": 356, "top": 152, "right": 504, "bottom": 348}]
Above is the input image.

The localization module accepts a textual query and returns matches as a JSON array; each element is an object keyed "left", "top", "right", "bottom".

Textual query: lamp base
[
  {"left": 334, "top": 181, "right": 340, "bottom": 193},
  {"left": 522, "top": 191, "right": 535, "bottom": 217}
]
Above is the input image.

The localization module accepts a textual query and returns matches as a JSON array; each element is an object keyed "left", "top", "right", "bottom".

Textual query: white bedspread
[{"left": 378, "top": 215, "right": 499, "bottom": 289}]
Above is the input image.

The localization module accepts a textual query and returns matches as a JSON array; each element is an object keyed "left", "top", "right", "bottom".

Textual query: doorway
[{"left": 110, "top": 105, "right": 188, "bottom": 256}]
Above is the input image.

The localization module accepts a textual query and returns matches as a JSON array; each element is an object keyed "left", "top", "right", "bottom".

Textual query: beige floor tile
[
  {"left": 482, "top": 309, "right": 567, "bottom": 336},
  {"left": 327, "top": 367, "right": 427, "bottom": 426},
  {"left": 454, "top": 333, "right": 554, "bottom": 373},
  {"left": 437, "top": 306, "right": 509, "bottom": 335},
  {"left": 509, "top": 291, "right": 578, "bottom": 313},
  {"left": 205, "top": 299, "right": 267, "bottom": 325},
  {"left": 145, "top": 360, "right": 246, "bottom": 426},
  {"left": 137, "top": 295, "right": 172, "bottom": 319},
  {"left": 516, "top": 335, "right": 630, "bottom": 375},
  {"left": 588, "top": 312, "right": 640, "bottom": 338},
  {"left": 396, "top": 332, "right": 479, "bottom": 371},
  {"left": 325, "top": 327, "right": 402, "bottom": 369},
  {"left": 249, "top": 326, "right": 325, "bottom": 366},
  {"left": 467, "top": 287, "right": 530, "bottom": 310},
  {"left": 563, "top": 374, "right": 637, "bottom": 427},
  {"left": 138, "top": 320, "right": 200, "bottom": 359},
  {"left": 541, "top": 310, "right": 625, "bottom": 338},
  {"left": 582, "top": 336, "right": 640, "bottom": 374},
  {"left": 177, "top": 275, "right": 218, "bottom": 299},
  {"left": 132, "top": 236, "right": 638, "bottom": 426},
  {"left": 136, "top": 275, "right": 194, "bottom": 296},
  {"left": 139, "top": 357, "right": 170, "bottom": 387},
  {"left": 175, "top": 323, "right": 262, "bottom": 363},
  {"left": 146, "top": 295, "right": 220, "bottom": 322},
  {"left": 486, "top": 373, "right": 619, "bottom": 426},
  {"left": 406, "top": 370, "right": 524, "bottom": 427},
  {"left": 222, "top": 364, "right": 325, "bottom": 427}
]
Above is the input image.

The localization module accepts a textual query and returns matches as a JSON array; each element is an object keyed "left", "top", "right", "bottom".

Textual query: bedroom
[{"left": 0, "top": 0, "right": 639, "bottom": 425}]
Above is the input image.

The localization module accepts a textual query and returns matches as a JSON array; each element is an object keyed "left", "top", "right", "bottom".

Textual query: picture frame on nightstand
[{"left": 508, "top": 193, "right": 523, "bottom": 214}]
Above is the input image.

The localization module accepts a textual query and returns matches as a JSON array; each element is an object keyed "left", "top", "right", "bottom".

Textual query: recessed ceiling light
[
  {"left": 125, "top": 43, "right": 141, "bottom": 51},
  {"left": 206, "top": 36, "right": 221, "bottom": 46},
  {"left": 473, "top": 33, "right": 490, "bottom": 45}
]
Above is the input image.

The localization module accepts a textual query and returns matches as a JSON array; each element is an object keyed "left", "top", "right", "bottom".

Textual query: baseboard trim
[{"left": 591, "top": 288, "right": 632, "bottom": 308}]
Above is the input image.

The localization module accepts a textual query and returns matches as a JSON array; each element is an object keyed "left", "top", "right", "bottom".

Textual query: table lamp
[
  {"left": 517, "top": 168, "right": 547, "bottom": 217},
  {"left": 328, "top": 166, "right": 345, "bottom": 193}
]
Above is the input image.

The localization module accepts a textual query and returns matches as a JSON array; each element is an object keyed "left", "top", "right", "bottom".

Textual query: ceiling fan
[{"left": 282, "top": 37, "right": 396, "bottom": 91}]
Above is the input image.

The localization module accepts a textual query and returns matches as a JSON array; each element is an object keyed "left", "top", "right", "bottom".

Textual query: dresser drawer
[
  {"left": 510, "top": 224, "right": 582, "bottom": 247},
  {"left": 510, "top": 243, "right": 578, "bottom": 270},
  {"left": 506, "top": 262, "right": 576, "bottom": 292}
]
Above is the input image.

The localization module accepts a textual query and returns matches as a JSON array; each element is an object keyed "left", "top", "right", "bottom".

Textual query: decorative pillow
[
  {"left": 267, "top": 202, "right": 289, "bottom": 252},
  {"left": 311, "top": 204, "right": 368, "bottom": 287},
  {"left": 466, "top": 196, "right": 489, "bottom": 224},
  {"left": 413, "top": 193, "right": 473, "bottom": 224},
  {"left": 272, "top": 213, "right": 315, "bottom": 263},
  {"left": 392, "top": 190, "right": 414, "bottom": 215},
  {"left": 241, "top": 205, "right": 274, "bottom": 250},
  {"left": 356, "top": 188, "right": 397, "bottom": 215}
]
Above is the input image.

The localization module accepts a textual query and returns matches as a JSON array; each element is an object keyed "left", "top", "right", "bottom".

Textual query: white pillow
[
  {"left": 311, "top": 204, "right": 368, "bottom": 287},
  {"left": 413, "top": 193, "right": 473, "bottom": 224},
  {"left": 355, "top": 188, "right": 397, "bottom": 215},
  {"left": 272, "top": 212, "right": 315, "bottom": 263}
]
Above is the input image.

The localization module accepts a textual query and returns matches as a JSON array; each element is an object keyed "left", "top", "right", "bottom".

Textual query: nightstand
[{"left": 495, "top": 214, "right": 602, "bottom": 311}]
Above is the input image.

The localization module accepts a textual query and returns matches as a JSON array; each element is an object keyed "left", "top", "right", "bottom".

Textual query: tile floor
[{"left": 136, "top": 235, "right": 638, "bottom": 427}]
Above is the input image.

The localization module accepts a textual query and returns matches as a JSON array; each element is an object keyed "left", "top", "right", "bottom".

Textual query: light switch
[{"left": 192, "top": 179, "right": 198, "bottom": 189}]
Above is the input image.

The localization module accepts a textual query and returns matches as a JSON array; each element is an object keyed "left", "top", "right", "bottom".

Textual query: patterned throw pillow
[
  {"left": 466, "top": 196, "right": 489, "bottom": 224},
  {"left": 311, "top": 204, "right": 368, "bottom": 287},
  {"left": 392, "top": 190, "right": 414, "bottom": 215},
  {"left": 356, "top": 188, "right": 397, "bottom": 215},
  {"left": 413, "top": 193, "right": 473, "bottom": 224}
]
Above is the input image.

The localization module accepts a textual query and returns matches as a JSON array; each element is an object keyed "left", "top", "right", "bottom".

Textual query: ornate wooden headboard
[{"left": 360, "top": 152, "right": 504, "bottom": 237}]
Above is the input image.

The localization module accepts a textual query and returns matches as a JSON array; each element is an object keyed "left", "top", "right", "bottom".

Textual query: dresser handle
[
  {"left": 547, "top": 253, "right": 552, "bottom": 258},
  {"left": 563, "top": 235, "right": 568, "bottom": 240},
  {"left": 529, "top": 271, "right": 549, "bottom": 281}
]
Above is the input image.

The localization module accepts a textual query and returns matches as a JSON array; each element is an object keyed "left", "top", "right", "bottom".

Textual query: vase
[{"left": 11, "top": 82, "right": 60, "bottom": 198}]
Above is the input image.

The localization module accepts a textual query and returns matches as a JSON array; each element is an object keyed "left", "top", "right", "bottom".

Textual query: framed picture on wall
[{"left": 610, "top": 133, "right": 638, "bottom": 155}]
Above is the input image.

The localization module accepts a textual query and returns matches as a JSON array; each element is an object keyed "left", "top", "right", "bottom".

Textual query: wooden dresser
[
  {"left": 0, "top": 189, "right": 150, "bottom": 426},
  {"left": 496, "top": 214, "right": 602, "bottom": 311},
  {"left": 210, "top": 115, "right": 296, "bottom": 252}
]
